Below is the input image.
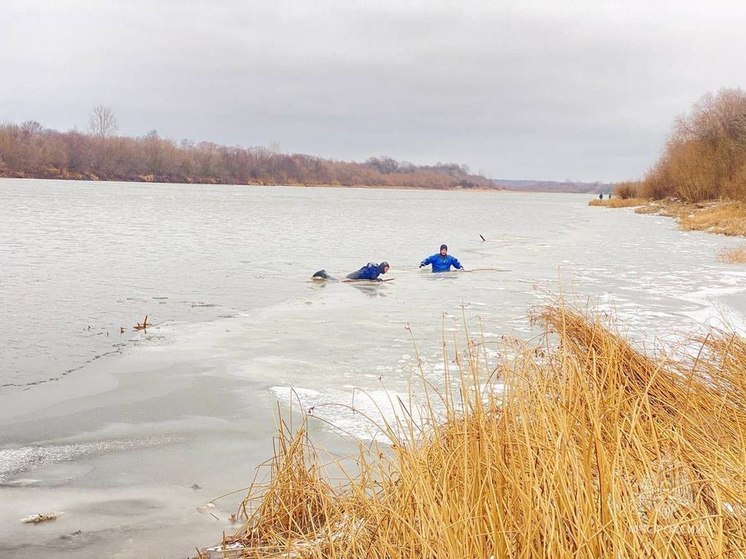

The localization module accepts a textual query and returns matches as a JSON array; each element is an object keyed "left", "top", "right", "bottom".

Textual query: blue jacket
[
  {"left": 346, "top": 262, "right": 384, "bottom": 280},
  {"left": 421, "top": 253, "right": 462, "bottom": 272}
]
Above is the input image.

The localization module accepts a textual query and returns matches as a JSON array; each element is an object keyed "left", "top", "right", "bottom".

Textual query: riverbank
[
  {"left": 198, "top": 303, "right": 746, "bottom": 558},
  {"left": 590, "top": 198, "right": 746, "bottom": 238},
  {"left": 0, "top": 170, "right": 499, "bottom": 191},
  {"left": 718, "top": 246, "right": 746, "bottom": 263}
]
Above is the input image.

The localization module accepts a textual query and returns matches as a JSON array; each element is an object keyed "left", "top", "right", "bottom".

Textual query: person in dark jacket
[
  {"left": 419, "top": 244, "right": 464, "bottom": 273},
  {"left": 346, "top": 261, "right": 390, "bottom": 281}
]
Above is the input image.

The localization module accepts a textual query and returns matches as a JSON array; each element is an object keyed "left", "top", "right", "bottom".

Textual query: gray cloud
[{"left": 2, "top": 0, "right": 745, "bottom": 181}]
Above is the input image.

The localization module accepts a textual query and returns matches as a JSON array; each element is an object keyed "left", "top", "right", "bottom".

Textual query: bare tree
[
  {"left": 675, "top": 88, "right": 746, "bottom": 145},
  {"left": 0, "top": 117, "right": 493, "bottom": 189},
  {"left": 21, "top": 120, "right": 43, "bottom": 134},
  {"left": 88, "top": 105, "right": 118, "bottom": 138}
]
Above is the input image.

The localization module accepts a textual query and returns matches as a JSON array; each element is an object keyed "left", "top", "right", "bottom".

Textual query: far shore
[{"left": 0, "top": 172, "right": 504, "bottom": 192}]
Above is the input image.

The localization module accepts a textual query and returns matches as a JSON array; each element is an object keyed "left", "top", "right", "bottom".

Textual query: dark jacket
[
  {"left": 346, "top": 262, "right": 385, "bottom": 281},
  {"left": 420, "top": 253, "right": 462, "bottom": 273}
]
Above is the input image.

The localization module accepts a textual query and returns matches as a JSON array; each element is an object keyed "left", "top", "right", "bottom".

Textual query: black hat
[
  {"left": 440, "top": 244, "right": 448, "bottom": 251},
  {"left": 379, "top": 262, "right": 389, "bottom": 273}
]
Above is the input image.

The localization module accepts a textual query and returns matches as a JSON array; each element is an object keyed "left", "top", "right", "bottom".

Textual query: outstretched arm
[{"left": 420, "top": 255, "right": 434, "bottom": 268}]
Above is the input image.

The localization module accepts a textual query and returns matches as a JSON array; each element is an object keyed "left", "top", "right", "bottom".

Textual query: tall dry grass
[
  {"left": 626, "top": 200, "right": 746, "bottom": 237},
  {"left": 678, "top": 201, "right": 746, "bottom": 236},
  {"left": 202, "top": 304, "right": 746, "bottom": 558},
  {"left": 718, "top": 246, "right": 746, "bottom": 264},
  {"left": 588, "top": 197, "right": 648, "bottom": 208}
]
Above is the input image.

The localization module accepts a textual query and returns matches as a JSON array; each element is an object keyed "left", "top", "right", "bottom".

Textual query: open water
[{"left": 1, "top": 179, "right": 744, "bottom": 557}]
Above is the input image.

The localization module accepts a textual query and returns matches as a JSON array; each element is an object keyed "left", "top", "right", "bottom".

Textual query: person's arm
[
  {"left": 451, "top": 256, "right": 463, "bottom": 270},
  {"left": 419, "top": 254, "right": 434, "bottom": 268}
]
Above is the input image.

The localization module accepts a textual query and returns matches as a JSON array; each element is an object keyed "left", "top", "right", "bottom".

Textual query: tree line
[
  {"left": 0, "top": 114, "right": 493, "bottom": 190},
  {"left": 615, "top": 88, "right": 746, "bottom": 202}
]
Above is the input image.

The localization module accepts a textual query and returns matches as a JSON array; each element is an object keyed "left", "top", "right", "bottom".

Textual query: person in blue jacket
[
  {"left": 345, "top": 261, "right": 390, "bottom": 281},
  {"left": 419, "top": 244, "right": 464, "bottom": 272}
]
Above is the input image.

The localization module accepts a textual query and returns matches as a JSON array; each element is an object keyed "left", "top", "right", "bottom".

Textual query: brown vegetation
[
  {"left": 588, "top": 197, "right": 647, "bottom": 208},
  {"left": 199, "top": 304, "right": 746, "bottom": 558},
  {"left": 133, "top": 315, "right": 149, "bottom": 331},
  {"left": 613, "top": 180, "right": 643, "bottom": 199},
  {"left": 639, "top": 88, "right": 746, "bottom": 202},
  {"left": 597, "top": 89, "right": 746, "bottom": 237},
  {"left": 0, "top": 121, "right": 493, "bottom": 189},
  {"left": 630, "top": 200, "right": 746, "bottom": 237},
  {"left": 677, "top": 201, "right": 746, "bottom": 236},
  {"left": 717, "top": 246, "right": 746, "bottom": 264}
]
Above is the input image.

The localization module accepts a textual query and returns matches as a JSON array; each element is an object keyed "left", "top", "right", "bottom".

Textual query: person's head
[
  {"left": 439, "top": 244, "right": 448, "bottom": 256},
  {"left": 379, "top": 261, "right": 390, "bottom": 274}
]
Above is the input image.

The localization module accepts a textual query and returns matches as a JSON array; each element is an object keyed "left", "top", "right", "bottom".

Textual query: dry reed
[
  {"left": 588, "top": 197, "right": 649, "bottom": 208},
  {"left": 678, "top": 202, "right": 746, "bottom": 236},
  {"left": 202, "top": 304, "right": 746, "bottom": 558},
  {"left": 718, "top": 246, "right": 746, "bottom": 264},
  {"left": 621, "top": 200, "right": 746, "bottom": 238}
]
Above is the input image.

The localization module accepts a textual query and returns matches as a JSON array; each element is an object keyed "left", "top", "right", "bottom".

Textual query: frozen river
[{"left": 1, "top": 179, "right": 744, "bottom": 557}]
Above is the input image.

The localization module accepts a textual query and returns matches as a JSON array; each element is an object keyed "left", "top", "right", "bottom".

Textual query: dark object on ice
[{"left": 312, "top": 269, "right": 335, "bottom": 280}]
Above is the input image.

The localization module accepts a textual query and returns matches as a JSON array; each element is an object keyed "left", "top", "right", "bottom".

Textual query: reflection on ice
[
  {"left": 271, "top": 385, "right": 434, "bottom": 442},
  {"left": 0, "top": 437, "right": 178, "bottom": 484}
]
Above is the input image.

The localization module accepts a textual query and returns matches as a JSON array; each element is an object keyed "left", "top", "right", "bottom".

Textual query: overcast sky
[{"left": 3, "top": 1, "right": 745, "bottom": 181}]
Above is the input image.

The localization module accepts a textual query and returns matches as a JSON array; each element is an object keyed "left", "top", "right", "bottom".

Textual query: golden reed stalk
[{"left": 203, "top": 303, "right": 746, "bottom": 558}]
